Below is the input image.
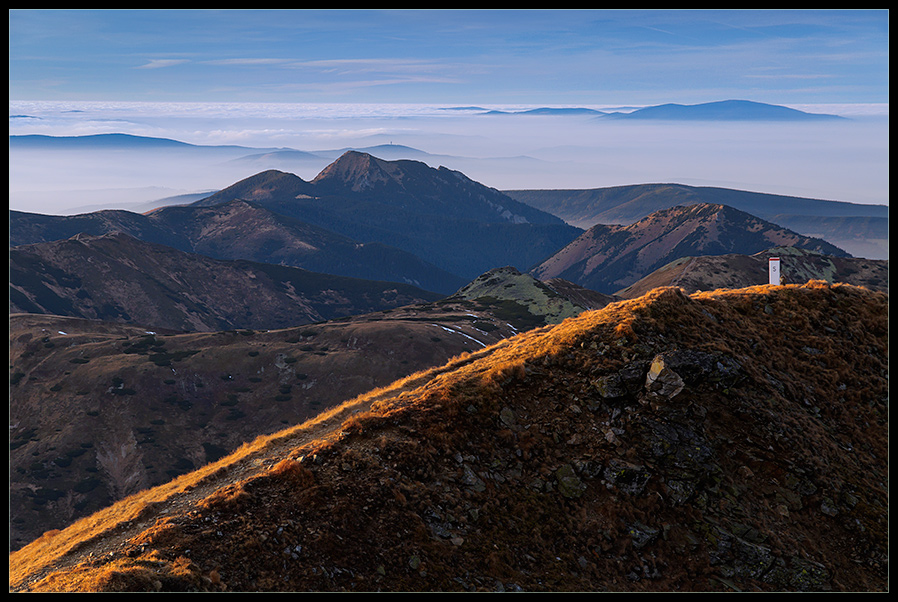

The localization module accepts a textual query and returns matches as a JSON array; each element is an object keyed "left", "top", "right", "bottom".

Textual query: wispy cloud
[
  {"left": 205, "top": 56, "right": 473, "bottom": 79},
  {"left": 136, "top": 59, "right": 191, "bottom": 70},
  {"left": 204, "top": 58, "right": 294, "bottom": 67},
  {"left": 9, "top": 10, "right": 889, "bottom": 105}
]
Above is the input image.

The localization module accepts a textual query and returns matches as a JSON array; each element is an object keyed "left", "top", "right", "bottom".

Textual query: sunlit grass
[{"left": 10, "top": 281, "right": 887, "bottom": 592}]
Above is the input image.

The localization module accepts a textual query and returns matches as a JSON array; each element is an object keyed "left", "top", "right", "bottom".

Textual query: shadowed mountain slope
[
  {"left": 10, "top": 199, "right": 464, "bottom": 295},
  {"left": 192, "top": 154, "right": 582, "bottom": 280},
  {"left": 530, "top": 203, "right": 850, "bottom": 295},
  {"left": 9, "top": 282, "right": 888, "bottom": 592},
  {"left": 9, "top": 232, "right": 444, "bottom": 332}
]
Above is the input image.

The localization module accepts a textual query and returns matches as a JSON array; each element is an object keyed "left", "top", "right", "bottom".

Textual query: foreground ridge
[{"left": 10, "top": 282, "right": 888, "bottom": 592}]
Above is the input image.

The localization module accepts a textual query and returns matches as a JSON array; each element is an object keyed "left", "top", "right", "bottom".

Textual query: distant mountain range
[
  {"left": 504, "top": 183, "right": 889, "bottom": 261},
  {"left": 8, "top": 132, "right": 282, "bottom": 153},
  {"left": 12, "top": 152, "right": 877, "bottom": 307},
  {"left": 602, "top": 99, "right": 845, "bottom": 121},
  {"left": 475, "top": 100, "right": 845, "bottom": 121}
]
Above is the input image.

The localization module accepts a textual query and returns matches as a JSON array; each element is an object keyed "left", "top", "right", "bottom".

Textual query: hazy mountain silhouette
[{"left": 602, "top": 100, "right": 845, "bottom": 121}]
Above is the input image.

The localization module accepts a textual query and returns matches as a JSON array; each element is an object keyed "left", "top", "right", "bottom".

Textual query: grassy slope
[{"left": 9, "top": 281, "right": 888, "bottom": 593}]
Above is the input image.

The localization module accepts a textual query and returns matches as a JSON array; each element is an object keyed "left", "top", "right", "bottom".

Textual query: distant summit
[
  {"left": 187, "top": 153, "right": 581, "bottom": 281},
  {"left": 604, "top": 100, "right": 845, "bottom": 121},
  {"left": 531, "top": 203, "right": 850, "bottom": 295}
]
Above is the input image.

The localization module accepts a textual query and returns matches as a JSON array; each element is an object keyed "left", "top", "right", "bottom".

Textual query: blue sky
[{"left": 8, "top": 9, "right": 890, "bottom": 106}]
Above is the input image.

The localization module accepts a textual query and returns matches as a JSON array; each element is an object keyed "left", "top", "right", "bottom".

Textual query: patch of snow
[{"left": 431, "top": 324, "right": 486, "bottom": 347}]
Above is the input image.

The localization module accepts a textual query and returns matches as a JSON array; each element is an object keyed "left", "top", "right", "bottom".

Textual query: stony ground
[{"left": 10, "top": 282, "right": 888, "bottom": 592}]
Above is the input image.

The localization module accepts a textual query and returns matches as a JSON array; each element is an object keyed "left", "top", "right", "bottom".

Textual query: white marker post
[{"left": 768, "top": 257, "right": 781, "bottom": 285}]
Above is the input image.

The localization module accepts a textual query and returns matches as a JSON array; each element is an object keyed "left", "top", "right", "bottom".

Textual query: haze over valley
[{"left": 9, "top": 100, "right": 889, "bottom": 217}]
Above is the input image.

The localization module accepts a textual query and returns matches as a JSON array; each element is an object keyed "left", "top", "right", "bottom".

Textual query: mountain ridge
[
  {"left": 9, "top": 231, "right": 446, "bottom": 332},
  {"left": 617, "top": 246, "right": 888, "bottom": 299},
  {"left": 186, "top": 155, "right": 582, "bottom": 280},
  {"left": 503, "top": 183, "right": 887, "bottom": 260},
  {"left": 530, "top": 203, "right": 849, "bottom": 295},
  {"left": 8, "top": 264, "right": 612, "bottom": 550},
  {"left": 10, "top": 198, "right": 466, "bottom": 295},
  {"left": 504, "top": 183, "right": 888, "bottom": 228},
  {"left": 9, "top": 281, "right": 888, "bottom": 592}
]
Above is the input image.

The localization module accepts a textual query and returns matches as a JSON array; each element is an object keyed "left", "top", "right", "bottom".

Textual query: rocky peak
[{"left": 311, "top": 151, "right": 411, "bottom": 194}]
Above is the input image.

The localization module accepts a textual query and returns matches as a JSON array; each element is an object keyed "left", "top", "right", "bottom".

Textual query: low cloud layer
[{"left": 8, "top": 101, "right": 889, "bottom": 215}]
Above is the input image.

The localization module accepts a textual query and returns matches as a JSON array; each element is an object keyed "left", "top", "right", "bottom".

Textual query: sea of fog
[{"left": 8, "top": 100, "right": 889, "bottom": 216}]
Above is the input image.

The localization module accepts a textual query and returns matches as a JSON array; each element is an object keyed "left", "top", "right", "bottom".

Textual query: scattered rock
[
  {"left": 644, "top": 355, "right": 685, "bottom": 400},
  {"left": 555, "top": 464, "right": 586, "bottom": 499}
]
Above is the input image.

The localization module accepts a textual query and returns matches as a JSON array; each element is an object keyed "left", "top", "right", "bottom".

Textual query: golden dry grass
[
  {"left": 9, "top": 281, "right": 888, "bottom": 593},
  {"left": 8, "top": 340, "right": 506, "bottom": 590}
]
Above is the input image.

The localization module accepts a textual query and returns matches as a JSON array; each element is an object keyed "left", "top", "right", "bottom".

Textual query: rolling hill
[
  {"left": 9, "top": 281, "right": 888, "bottom": 592},
  {"left": 529, "top": 203, "right": 851, "bottom": 295}
]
